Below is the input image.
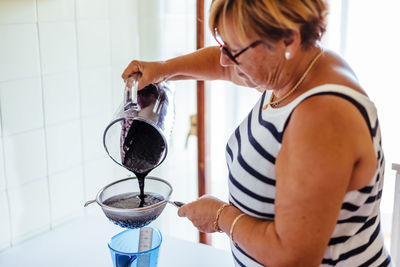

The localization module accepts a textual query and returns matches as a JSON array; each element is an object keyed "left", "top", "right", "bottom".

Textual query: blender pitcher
[{"left": 103, "top": 73, "right": 175, "bottom": 174}]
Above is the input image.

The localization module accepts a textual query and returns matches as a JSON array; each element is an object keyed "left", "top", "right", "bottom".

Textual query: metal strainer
[{"left": 84, "top": 177, "right": 183, "bottom": 229}]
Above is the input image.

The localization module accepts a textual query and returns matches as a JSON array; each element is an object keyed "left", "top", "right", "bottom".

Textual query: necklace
[{"left": 262, "top": 49, "right": 324, "bottom": 110}]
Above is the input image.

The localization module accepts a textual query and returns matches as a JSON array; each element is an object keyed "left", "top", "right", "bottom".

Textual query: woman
[{"left": 122, "top": 0, "right": 391, "bottom": 266}]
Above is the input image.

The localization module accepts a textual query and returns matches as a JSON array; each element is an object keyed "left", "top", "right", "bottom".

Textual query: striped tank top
[{"left": 226, "top": 84, "right": 392, "bottom": 266}]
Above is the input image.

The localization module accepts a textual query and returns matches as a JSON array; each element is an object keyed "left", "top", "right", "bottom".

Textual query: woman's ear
[
  {"left": 283, "top": 31, "right": 301, "bottom": 59},
  {"left": 283, "top": 36, "right": 294, "bottom": 46}
]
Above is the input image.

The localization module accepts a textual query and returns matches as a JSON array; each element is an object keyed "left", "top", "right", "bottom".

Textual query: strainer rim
[{"left": 94, "top": 176, "right": 173, "bottom": 212}]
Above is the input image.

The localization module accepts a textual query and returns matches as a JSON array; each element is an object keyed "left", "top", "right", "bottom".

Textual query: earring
[{"left": 285, "top": 51, "right": 291, "bottom": 60}]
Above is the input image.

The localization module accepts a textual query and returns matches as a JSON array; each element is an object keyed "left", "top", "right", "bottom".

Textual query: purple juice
[
  {"left": 103, "top": 192, "right": 165, "bottom": 228},
  {"left": 121, "top": 119, "right": 165, "bottom": 206}
]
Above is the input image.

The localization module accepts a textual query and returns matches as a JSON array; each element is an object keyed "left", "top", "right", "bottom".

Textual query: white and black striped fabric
[{"left": 225, "top": 84, "right": 391, "bottom": 266}]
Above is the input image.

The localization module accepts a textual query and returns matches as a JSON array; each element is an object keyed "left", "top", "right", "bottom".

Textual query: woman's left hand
[{"left": 177, "top": 195, "right": 226, "bottom": 233}]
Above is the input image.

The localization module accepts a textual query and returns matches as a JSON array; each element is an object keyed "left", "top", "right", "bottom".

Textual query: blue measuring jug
[{"left": 108, "top": 227, "right": 162, "bottom": 267}]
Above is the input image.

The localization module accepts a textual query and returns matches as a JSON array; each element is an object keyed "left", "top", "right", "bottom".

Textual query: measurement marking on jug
[
  {"left": 137, "top": 228, "right": 153, "bottom": 267},
  {"left": 139, "top": 227, "right": 153, "bottom": 251}
]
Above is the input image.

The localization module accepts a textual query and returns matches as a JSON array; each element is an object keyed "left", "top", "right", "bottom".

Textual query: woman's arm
[
  {"left": 122, "top": 46, "right": 250, "bottom": 90},
  {"left": 163, "top": 46, "right": 228, "bottom": 81}
]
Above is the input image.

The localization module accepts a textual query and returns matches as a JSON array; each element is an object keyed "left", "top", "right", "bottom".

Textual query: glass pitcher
[{"left": 103, "top": 73, "right": 175, "bottom": 174}]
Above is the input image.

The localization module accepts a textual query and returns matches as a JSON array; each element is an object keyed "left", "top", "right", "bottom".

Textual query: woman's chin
[
  {"left": 255, "top": 86, "right": 266, "bottom": 93},
  {"left": 236, "top": 71, "right": 261, "bottom": 89},
  {"left": 241, "top": 77, "right": 258, "bottom": 89}
]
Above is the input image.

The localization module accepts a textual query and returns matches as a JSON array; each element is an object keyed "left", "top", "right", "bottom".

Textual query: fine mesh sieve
[{"left": 84, "top": 177, "right": 183, "bottom": 229}]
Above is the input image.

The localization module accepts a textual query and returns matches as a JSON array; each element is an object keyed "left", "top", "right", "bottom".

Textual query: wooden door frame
[{"left": 196, "top": 0, "right": 211, "bottom": 245}]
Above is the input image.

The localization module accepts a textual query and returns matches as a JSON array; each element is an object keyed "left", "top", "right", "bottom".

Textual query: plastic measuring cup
[{"left": 108, "top": 227, "right": 162, "bottom": 267}]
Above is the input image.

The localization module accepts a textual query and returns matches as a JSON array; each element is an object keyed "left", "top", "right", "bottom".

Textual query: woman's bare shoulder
[{"left": 307, "top": 49, "right": 367, "bottom": 96}]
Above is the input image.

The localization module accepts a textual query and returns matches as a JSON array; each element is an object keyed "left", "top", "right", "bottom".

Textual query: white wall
[{"left": 0, "top": 0, "right": 198, "bottom": 251}]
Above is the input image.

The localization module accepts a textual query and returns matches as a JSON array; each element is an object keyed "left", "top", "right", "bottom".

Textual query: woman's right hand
[{"left": 121, "top": 60, "right": 168, "bottom": 90}]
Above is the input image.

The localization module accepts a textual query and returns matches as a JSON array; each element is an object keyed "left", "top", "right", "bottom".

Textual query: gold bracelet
[
  {"left": 214, "top": 203, "right": 231, "bottom": 232},
  {"left": 230, "top": 213, "right": 246, "bottom": 245}
]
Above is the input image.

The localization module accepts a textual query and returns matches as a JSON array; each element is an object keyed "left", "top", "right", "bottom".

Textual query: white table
[{"left": 0, "top": 216, "right": 234, "bottom": 267}]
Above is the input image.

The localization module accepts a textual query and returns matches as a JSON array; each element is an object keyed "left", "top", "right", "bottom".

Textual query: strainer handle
[
  {"left": 169, "top": 201, "right": 185, "bottom": 208},
  {"left": 84, "top": 199, "right": 96, "bottom": 207}
]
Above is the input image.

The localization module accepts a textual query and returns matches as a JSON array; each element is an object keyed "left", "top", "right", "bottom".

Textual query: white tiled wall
[
  {"left": 37, "top": 0, "right": 75, "bottom": 22},
  {"left": 8, "top": 178, "right": 50, "bottom": 245},
  {"left": 76, "top": 20, "right": 111, "bottom": 68},
  {"left": 83, "top": 158, "right": 115, "bottom": 200},
  {"left": 0, "top": 141, "right": 5, "bottom": 190},
  {"left": 0, "top": 0, "right": 36, "bottom": 24},
  {"left": 81, "top": 114, "right": 111, "bottom": 161},
  {"left": 38, "top": 22, "right": 78, "bottom": 75},
  {"left": 48, "top": 165, "right": 85, "bottom": 227},
  {"left": 0, "top": 0, "right": 140, "bottom": 251},
  {"left": 79, "top": 67, "right": 112, "bottom": 118},
  {"left": 110, "top": 18, "right": 140, "bottom": 66},
  {"left": 3, "top": 129, "right": 47, "bottom": 188},
  {"left": 42, "top": 71, "right": 81, "bottom": 125},
  {"left": 46, "top": 120, "right": 82, "bottom": 174},
  {"left": 0, "top": 189, "right": 11, "bottom": 250},
  {"left": 0, "top": 78, "right": 44, "bottom": 136},
  {"left": 0, "top": 24, "right": 41, "bottom": 81},
  {"left": 76, "top": 0, "right": 109, "bottom": 20},
  {"left": 0, "top": 0, "right": 198, "bottom": 252}
]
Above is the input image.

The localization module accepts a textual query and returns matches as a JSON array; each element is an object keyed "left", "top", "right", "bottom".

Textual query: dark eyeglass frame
[{"left": 214, "top": 29, "right": 265, "bottom": 65}]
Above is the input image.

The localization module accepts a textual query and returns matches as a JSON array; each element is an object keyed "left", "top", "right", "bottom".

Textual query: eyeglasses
[{"left": 214, "top": 29, "right": 265, "bottom": 65}]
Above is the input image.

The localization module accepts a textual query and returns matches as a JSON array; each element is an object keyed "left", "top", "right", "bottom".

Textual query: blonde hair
[{"left": 209, "top": 0, "right": 328, "bottom": 48}]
